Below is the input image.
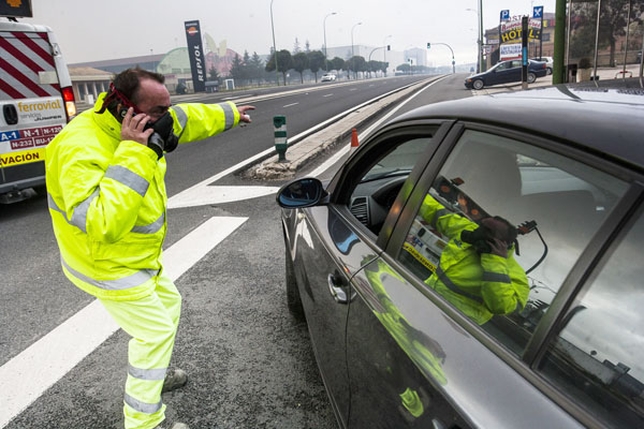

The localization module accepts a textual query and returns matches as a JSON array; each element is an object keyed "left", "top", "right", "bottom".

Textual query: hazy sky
[{"left": 21, "top": 0, "right": 556, "bottom": 66}]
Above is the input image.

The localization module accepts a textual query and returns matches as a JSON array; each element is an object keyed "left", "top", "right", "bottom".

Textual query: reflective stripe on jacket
[
  {"left": 45, "top": 93, "right": 241, "bottom": 300},
  {"left": 420, "top": 195, "right": 529, "bottom": 325}
]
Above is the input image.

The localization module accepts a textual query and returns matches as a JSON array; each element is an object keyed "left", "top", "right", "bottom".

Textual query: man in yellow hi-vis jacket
[
  {"left": 45, "top": 68, "right": 254, "bottom": 429},
  {"left": 420, "top": 194, "right": 529, "bottom": 325}
]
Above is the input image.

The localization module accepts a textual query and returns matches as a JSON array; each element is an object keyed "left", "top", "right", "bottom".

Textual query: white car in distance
[{"left": 321, "top": 73, "right": 337, "bottom": 82}]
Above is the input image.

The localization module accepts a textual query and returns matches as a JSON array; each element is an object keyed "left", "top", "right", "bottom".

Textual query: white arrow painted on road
[
  {"left": 168, "top": 185, "right": 278, "bottom": 209},
  {"left": 167, "top": 152, "right": 280, "bottom": 209}
]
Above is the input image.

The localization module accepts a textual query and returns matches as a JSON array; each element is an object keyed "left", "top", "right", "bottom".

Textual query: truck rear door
[{"left": 0, "top": 28, "right": 67, "bottom": 199}]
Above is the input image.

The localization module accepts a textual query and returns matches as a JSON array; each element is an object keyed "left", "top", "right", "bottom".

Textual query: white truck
[{"left": 0, "top": 14, "right": 76, "bottom": 203}]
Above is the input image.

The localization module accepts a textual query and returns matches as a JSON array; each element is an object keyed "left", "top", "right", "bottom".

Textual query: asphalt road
[{"left": 0, "top": 73, "right": 471, "bottom": 429}]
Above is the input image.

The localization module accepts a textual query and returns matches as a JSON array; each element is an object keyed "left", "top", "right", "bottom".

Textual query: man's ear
[{"left": 116, "top": 103, "right": 130, "bottom": 121}]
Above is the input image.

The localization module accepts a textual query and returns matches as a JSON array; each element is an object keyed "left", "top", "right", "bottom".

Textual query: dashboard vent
[{"left": 350, "top": 197, "right": 369, "bottom": 226}]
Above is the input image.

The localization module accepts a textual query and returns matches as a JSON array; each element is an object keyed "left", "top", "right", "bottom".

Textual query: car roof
[{"left": 391, "top": 85, "right": 644, "bottom": 170}]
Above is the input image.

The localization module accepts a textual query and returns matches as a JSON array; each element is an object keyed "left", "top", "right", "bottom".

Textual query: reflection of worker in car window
[{"left": 419, "top": 194, "right": 529, "bottom": 325}]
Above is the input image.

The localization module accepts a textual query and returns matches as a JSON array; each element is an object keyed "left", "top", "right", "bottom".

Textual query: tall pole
[
  {"left": 478, "top": 0, "right": 485, "bottom": 72},
  {"left": 592, "top": 0, "right": 602, "bottom": 87},
  {"left": 621, "top": 0, "right": 632, "bottom": 77},
  {"left": 323, "top": 12, "right": 337, "bottom": 72},
  {"left": 270, "top": 0, "right": 279, "bottom": 86},
  {"left": 553, "top": 0, "right": 566, "bottom": 83}
]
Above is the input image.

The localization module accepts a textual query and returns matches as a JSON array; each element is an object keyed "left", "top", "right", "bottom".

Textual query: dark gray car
[
  {"left": 465, "top": 59, "right": 548, "bottom": 89},
  {"left": 277, "top": 85, "right": 644, "bottom": 428}
]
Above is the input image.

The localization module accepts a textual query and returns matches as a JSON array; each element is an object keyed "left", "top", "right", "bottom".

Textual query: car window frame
[
  {"left": 382, "top": 119, "right": 644, "bottom": 426},
  {"left": 325, "top": 120, "right": 453, "bottom": 247}
]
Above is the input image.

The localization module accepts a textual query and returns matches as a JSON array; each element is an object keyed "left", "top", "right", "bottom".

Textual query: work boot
[
  {"left": 154, "top": 421, "right": 189, "bottom": 429},
  {"left": 162, "top": 368, "right": 188, "bottom": 393}
]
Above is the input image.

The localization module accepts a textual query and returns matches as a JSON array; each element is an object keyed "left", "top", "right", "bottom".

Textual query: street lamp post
[
  {"left": 478, "top": 0, "right": 485, "bottom": 72},
  {"left": 270, "top": 0, "right": 280, "bottom": 86},
  {"left": 466, "top": 2, "right": 484, "bottom": 73},
  {"left": 427, "top": 42, "right": 456, "bottom": 74},
  {"left": 351, "top": 22, "right": 362, "bottom": 79},
  {"left": 323, "top": 12, "right": 337, "bottom": 72},
  {"left": 466, "top": 7, "right": 479, "bottom": 72}
]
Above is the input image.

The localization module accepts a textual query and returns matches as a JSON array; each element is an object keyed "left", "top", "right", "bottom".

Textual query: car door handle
[{"left": 327, "top": 273, "right": 349, "bottom": 304}]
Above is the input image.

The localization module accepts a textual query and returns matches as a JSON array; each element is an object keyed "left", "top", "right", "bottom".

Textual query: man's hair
[
  {"left": 96, "top": 67, "right": 165, "bottom": 116},
  {"left": 112, "top": 67, "right": 165, "bottom": 104}
]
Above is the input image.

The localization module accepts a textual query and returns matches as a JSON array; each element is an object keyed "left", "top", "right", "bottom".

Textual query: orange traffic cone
[{"left": 350, "top": 128, "right": 359, "bottom": 152}]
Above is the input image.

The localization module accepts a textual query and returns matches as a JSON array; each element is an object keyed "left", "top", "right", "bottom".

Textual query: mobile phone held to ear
[
  {"left": 118, "top": 102, "right": 141, "bottom": 120},
  {"left": 118, "top": 105, "right": 130, "bottom": 119}
]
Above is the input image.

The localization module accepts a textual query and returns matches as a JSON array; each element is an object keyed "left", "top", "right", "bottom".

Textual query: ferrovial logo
[
  {"left": 17, "top": 99, "right": 62, "bottom": 112},
  {"left": 7, "top": 0, "right": 23, "bottom": 8}
]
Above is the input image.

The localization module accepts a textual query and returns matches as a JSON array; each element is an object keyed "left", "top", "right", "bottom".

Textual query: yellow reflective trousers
[{"left": 99, "top": 272, "right": 181, "bottom": 429}]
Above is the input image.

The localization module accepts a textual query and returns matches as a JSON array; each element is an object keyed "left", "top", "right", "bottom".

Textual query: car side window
[
  {"left": 348, "top": 135, "right": 436, "bottom": 235},
  {"left": 537, "top": 209, "right": 644, "bottom": 428},
  {"left": 396, "top": 129, "right": 628, "bottom": 355}
]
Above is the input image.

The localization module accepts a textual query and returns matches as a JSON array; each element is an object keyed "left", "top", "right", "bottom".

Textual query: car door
[
  {"left": 486, "top": 62, "right": 506, "bottom": 86},
  {"left": 496, "top": 60, "right": 522, "bottom": 84},
  {"left": 296, "top": 122, "right": 445, "bottom": 428},
  {"left": 335, "top": 123, "right": 475, "bottom": 428},
  {"left": 290, "top": 124, "right": 443, "bottom": 426},
  {"left": 345, "top": 121, "right": 634, "bottom": 427},
  {"left": 343, "top": 124, "right": 476, "bottom": 428}
]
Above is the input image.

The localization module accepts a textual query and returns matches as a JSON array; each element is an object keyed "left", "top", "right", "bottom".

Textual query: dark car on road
[
  {"left": 277, "top": 86, "right": 644, "bottom": 428},
  {"left": 465, "top": 59, "right": 548, "bottom": 90}
]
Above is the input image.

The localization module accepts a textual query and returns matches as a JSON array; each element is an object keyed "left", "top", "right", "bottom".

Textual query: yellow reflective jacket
[
  {"left": 420, "top": 195, "right": 529, "bottom": 325},
  {"left": 46, "top": 93, "right": 242, "bottom": 301}
]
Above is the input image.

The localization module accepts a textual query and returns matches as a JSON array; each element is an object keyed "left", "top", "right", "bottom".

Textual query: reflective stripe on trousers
[{"left": 99, "top": 272, "right": 182, "bottom": 429}]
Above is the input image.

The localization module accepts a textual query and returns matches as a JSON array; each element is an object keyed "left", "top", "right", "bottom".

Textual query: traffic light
[
  {"left": 387, "top": 45, "right": 391, "bottom": 51},
  {"left": 427, "top": 42, "right": 431, "bottom": 49}
]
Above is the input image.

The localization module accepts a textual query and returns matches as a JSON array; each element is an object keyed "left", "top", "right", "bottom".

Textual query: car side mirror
[{"left": 276, "top": 177, "right": 327, "bottom": 208}]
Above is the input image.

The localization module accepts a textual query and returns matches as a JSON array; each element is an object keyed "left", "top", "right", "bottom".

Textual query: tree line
[{"left": 216, "top": 46, "right": 391, "bottom": 87}]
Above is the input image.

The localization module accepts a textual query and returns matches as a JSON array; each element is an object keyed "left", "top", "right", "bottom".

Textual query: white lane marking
[
  {"left": 168, "top": 185, "right": 279, "bottom": 209},
  {"left": 323, "top": 93, "right": 333, "bottom": 98},
  {"left": 282, "top": 102, "right": 299, "bottom": 108},
  {"left": 0, "top": 216, "right": 247, "bottom": 428}
]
